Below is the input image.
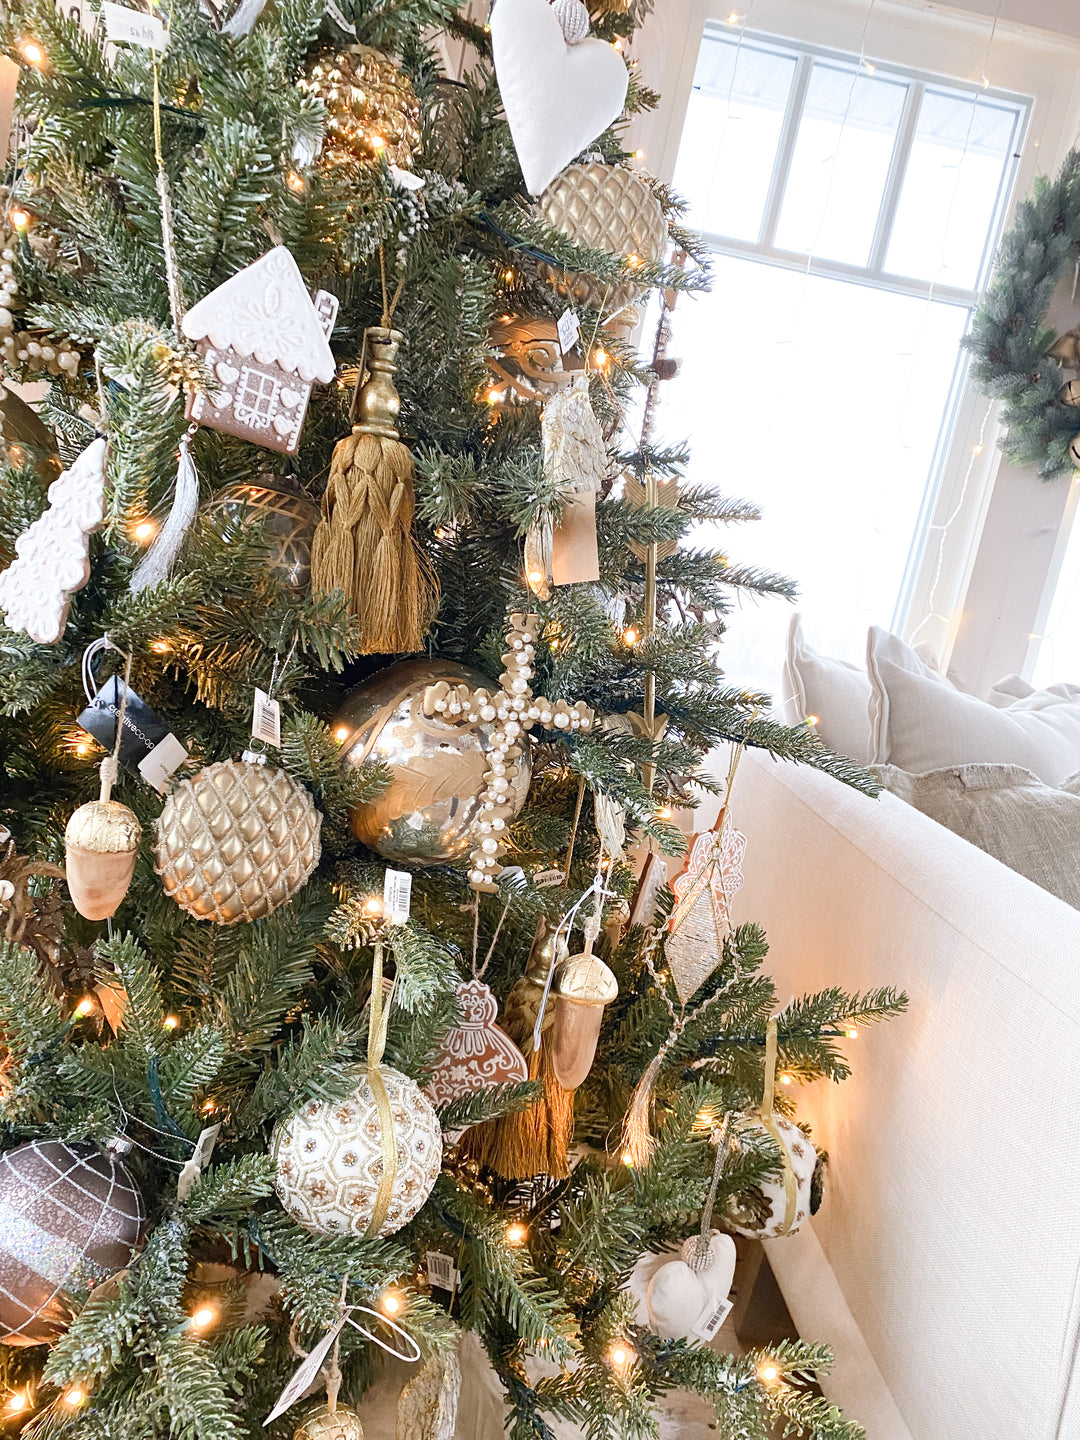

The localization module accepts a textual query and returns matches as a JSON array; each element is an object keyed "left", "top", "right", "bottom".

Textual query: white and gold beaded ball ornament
[
  {"left": 271, "top": 1066, "right": 442, "bottom": 1237},
  {"left": 722, "top": 1114, "right": 818, "bottom": 1239},
  {"left": 154, "top": 759, "right": 321, "bottom": 926}
]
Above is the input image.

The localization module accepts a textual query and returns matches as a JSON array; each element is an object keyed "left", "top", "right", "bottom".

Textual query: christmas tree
[{"left": 0, "top": 2, "right": 905, "bottom": 1439}]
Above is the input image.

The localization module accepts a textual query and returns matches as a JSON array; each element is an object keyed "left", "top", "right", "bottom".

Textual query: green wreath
[{"left": 967, "top": 148, "right": 1080, "bottom": 479}]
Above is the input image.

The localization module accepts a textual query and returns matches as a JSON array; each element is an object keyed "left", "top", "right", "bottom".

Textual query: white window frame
[{"left": 627, "top": 0, "right": 1080, "bottom": 695}]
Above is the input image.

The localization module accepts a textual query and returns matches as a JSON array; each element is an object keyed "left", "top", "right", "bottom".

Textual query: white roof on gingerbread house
[{"left": 182, "top": 246, "right": 337, "bottom": 384}]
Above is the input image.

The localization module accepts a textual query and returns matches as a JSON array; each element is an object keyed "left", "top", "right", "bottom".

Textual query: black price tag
[{"left": 77, "top": 675, "right": 187, "bottom": 792}]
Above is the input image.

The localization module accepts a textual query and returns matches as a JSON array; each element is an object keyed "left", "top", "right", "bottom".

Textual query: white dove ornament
[
  {"left": 490, "top": 0, "right": 629, "bottom": 196},
  {"left": 645, "top": 1233, "right": 737, "bottom": 1342}
]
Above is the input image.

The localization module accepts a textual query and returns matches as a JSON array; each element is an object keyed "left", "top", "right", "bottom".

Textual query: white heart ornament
[
  {"left": 491, "top": 0, "right": 629, "bottom": 196},
  {"left": 645, "top": 1233, "right": 736, "bottom": 1342}
]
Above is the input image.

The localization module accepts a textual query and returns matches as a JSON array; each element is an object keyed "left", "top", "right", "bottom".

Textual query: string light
[
  {"left": 18, "top": 40, "right": 43, "bottom": 65},
  {"left": 633, "top": 148, "right": 645, "bottom": 160},
  {"left": 972, "top": 444, "right": 984, "bottom": 455},
  {"left": 527, "top": 569, "right": 545, "bottom": 586},
  {"left": 758, "top": 1362, "right": 780, "bottom": 1386},
  {"left": 133, "top": 519, "right": 156, "bottom": 542},
  {"left": 626, "top": 253, "right": 642, "bottom": 269},
  {"left": 62, "top": 1388, "right": 87, "bottom": 1409},
  {"left": 612, "top": 38, "right": 623, "bottom": 50},
  {"left": 621, "top": 1148, "right": 634, "bottom": 1167},
  {"left": 150, "top": 639, "right": 171, "bottom": 654},
  {"left": 75, "top": 740, "right": 91, "bottom": 757},
  {"left": 864, "top": 60, "right": 876, "bottom": 75},
  {"left": 74, "top": 996, "right": 95, "bottom": 1018},
  {"left": 623, "top": 626, "right": 638, "bottom": 646},
  {"left": 779, "top": 1072, "right": 793, "bottom": 1086},
  {"left": 334, "top": 725, "right": 350, "bottom": 742},
  {"left": 592, "top": 347, "right": 609, "bottom": 370},
  {"left": 201, "top": 1098, "right": 217, "bottom": 1114},
  {"left": 806, "top": 714, "right": 820, "bottom": 727},
  {"left": 503, "top": 268, "right": 514, "bottom": 284},
  {"left": 363, "top": 896, "right": 383, "bottom": 916},
  {"left": 286, "top": 171, "right": 305, "bottom": 192},
  {"left": 163, "top": 1014, "right": 180, "bottom": 1031},
  {"left": 379, "top": 1288, "right": 403, "bottom": 1316},
  {"left": 659, "top": 805, "right": 673, "bottom": 820},
  {"left": 9, "top": 208, "right": 30, "bottom": 230},
  {"left": 505, "top": 1221, "right": 528, "bottom": 1246},
  {"left": 725, "top": 11, "right": 741, "bottom": 22},
  {"left": 846, "top": 1027, "right": 858, "bottom": 1040},
  {"left": 5, "top": 1394, "right": 27, "bottom": 1414},
  {"left": 189, "top": 1305, "right": 217, "bottom": 1331},
  {"left": 607, "top": 1342, "right": 632, "bottom": 1371},
  {"left": 369, "top": 133, "right": 386, "bottom": 152}
]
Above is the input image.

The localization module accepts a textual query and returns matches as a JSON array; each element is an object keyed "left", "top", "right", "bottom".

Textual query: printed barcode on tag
[
  {"left": 533, "top": 868, "right": 564, "bottom": 889},
  {"left": 426, "top": 1250, "right": 457, "bottom": 1291},
  {"left": 383, "top": 868, "right": 412, "bottom": 924},
  {"left": 557, "top": 308, "right": 581, "bottom": 355},
  {"left": 251, "top": 688, "right": 281, "bottom": 747},
  {"left": 691, "top": 1294, "right": 733, "bottom": 1341}
]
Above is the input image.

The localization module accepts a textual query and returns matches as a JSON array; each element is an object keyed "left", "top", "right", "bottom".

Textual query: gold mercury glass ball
[
  {"left": 303, "top": 45, "right": 421, "bottom": 169},
  {"left": 294, "top": 1407, "right": 365, "bottom": 1440},
  {"left": 203, "top": 477, "right": 320, "bottom": 591},
  {"left": 333, "top": 658, "right": 532, "bottom": 866}
]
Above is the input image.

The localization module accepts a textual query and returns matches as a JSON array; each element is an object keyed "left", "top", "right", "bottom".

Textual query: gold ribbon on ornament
[
  {"left": 757, "top": 1016, "right": 798, "bottom": 1237},
  {"left": 364, "top": 941, "right": 398, "bottom": 1239}
]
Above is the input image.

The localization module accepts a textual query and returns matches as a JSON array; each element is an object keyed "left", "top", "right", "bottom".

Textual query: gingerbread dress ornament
[{"left": 423, "top": 978, "right": 528, "bottom": 1132}]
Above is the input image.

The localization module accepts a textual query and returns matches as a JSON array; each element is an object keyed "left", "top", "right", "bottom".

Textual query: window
[{"left": 662, "top": 26, "right": 1027, "bottom": 697}]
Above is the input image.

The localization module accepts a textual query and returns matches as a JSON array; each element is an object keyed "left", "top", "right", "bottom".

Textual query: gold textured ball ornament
[
  {"left": 333, "top": 659, "right": 532, "bottom": 866},
  {"left": 272, "top": 1066, "right": 442, "bottom": 1237},
  {"left": 154, "top": 759, "right": 321, "bottom": 925},
  {"left": 203, "top": 477, "right": 320, "bottom": 591},
  {"left": 64, "top": 799, "right": 141, "bottom": 921},
  {"left": 303, "top": 45, "right": 421, "bottom": 170},
  {"left": 293, "top": 1407, "right": 365, "bottom": 1440},
  {"left": 537, "top": 162, "right": 667, "bottom": 316}
]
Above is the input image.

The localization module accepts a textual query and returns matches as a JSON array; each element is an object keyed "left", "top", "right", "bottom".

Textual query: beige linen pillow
[
  {"left": 781, "top": 614, "right": 874, "bottom": 763},
  {"left": 867, "top": 627, "right": 1080, "bottom": 784},
  {"left": 875, "top": 762, "right": 1080, "bottom": 908}
]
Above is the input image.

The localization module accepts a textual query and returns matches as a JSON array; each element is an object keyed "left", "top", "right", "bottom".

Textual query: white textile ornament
[
  {"left": 644, "top": 1233, "right": 737, "bottom": 1341},
  {"left": 722, "top": 1113, "right": 817, "bottom": 1239},
  {"left": 490, "top": 0, "right": 629, "bottom": 196},
  {"left": 0, "top": 437, "right": 106, "bottom": 643},
  {"left": 271, "top": 1066, "right": 442, "bottom": 1238}
]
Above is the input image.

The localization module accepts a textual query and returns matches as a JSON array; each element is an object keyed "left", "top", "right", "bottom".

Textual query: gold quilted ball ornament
[
  {"left": 271, "top": 1065, "right": 442, "bottom": 1237},
  {"left": 154, "top": 759, "right": 321, "bottom": 925},
  {"left": 303, "top": 45, "right": 421, "bottom": 170},
  {"left": 333, "top": 658, "right": 532, "bottom": 866},
  {"left": 537, "top": 162, "right": 667, "bottom": 317},
  {"left": 293, "top": 1407, "right": 365, "bottom": 1440},
  {"left": 64, "top": 799, "right": 141, "bottom": 921}
]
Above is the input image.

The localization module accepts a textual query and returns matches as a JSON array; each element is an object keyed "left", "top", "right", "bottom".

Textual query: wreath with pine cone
[{"left": 967, "top": 148, "right": 1080, "bottom": 479}]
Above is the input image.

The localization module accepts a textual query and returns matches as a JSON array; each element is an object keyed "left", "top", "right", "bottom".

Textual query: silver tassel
[{"left": 129, "top": 434, "right": 199, "bottom": 593}]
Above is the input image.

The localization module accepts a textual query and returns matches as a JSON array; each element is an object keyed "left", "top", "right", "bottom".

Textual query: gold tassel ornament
[{"left": 312, "top": 323, "right": 438, "bottom": 654}]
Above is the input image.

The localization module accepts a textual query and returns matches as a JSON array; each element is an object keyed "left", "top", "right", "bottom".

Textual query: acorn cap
[
  {"left": 65, "top": 800, "right": 141, "bottom": 855},
  {"left": 553, "top": 952, "right": 618, "bottom": 1006}
]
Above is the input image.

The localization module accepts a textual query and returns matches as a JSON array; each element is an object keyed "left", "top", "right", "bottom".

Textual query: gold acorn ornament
[
  {"left": 311, "top": 320, "right": 438, "bottom": 654},
  {"left": 65, "top": 671, "right": 141, "bottom": 922},
  {"left": 550, "top": 950, "right": 618, "bottom": 1088},
  {"left": 537, "top": 162, "right": 667, "bottom": 318},
  {"left": 303, "top": 45, "right": 421, "bottom": 170}
]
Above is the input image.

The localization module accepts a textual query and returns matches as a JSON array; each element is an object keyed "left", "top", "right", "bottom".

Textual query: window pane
[
  {"left": 1032, "top": 505, "right": 1080, "bottom": 688},
  {"left": 774, "top": 62, "right": 907, "bottom": 266},
  {"left": 885, "top": 90, "right": 1019, "bottom": 289},
  {"left": 651, "top": 255, "right": 968, "bottom": 696},
  {"left": 672, "top": 36, "right": 797, "bottom": 241}
]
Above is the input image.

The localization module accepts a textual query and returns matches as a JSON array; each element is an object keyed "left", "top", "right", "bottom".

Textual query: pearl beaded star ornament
[{"left": 419, "top": 612, "right": 594, "bottom": 892}]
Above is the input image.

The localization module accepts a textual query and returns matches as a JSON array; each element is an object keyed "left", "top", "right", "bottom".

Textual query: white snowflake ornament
[{"left": 0, "top": 437, "right": 107, "bottom": 643}]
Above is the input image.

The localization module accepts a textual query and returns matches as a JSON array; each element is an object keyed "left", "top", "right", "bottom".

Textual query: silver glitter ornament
[
  {"left": 0, "top": 1139, "right": 145, "bottom": 1346},
  {"left": 551, "top": 0, "right": 590, "bottom": 43}
]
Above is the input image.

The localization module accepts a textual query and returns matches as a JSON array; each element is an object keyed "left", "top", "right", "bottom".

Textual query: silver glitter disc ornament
[{"left": 0, "top": 1139, "right": 145, "bottom": 1345}]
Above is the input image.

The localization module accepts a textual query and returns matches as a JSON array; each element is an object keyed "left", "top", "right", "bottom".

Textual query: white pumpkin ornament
[{"left": 490, "top": 0, "right": 629, "bottom": 196}]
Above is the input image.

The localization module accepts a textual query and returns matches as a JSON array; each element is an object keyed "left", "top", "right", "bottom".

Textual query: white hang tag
[
  {"left": 389, "top": 165, "right": 426, "bottom": 191},
  {"left": 138, "top": 732, "right": 188, "bottom": 792},
  {"left": 557, "top": 308, "right": 581, "bottom": 355},
  {"left": 323, "top": 0, "right": 357, "bottom": 34},
  {"left": 263, "top": 1315, "right": 348, "bottom": 1425},
  {"left": 251, "top": 688, "right": 282, "bottom": 748},
  {"left": 102, "top": 2, "right": 167, "bottom": 47},
  {"left": 691, "top": 1293, "right": 733, "bottom": 1342},
  {"left": 533, "top": 868, "right": 564, "bottom": 889},
  {"left": 426, "top": 1251, "right": 458, "bottom": 1293},
  {"left": 383, "top": 868, "right": 412, "bottom": 924},
  {"left": 176, "top": 1124, "right": 221, "bottom": 1201}
]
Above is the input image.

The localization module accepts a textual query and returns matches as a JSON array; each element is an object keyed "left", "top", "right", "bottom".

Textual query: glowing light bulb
[
  {"left": 75, "top": 740, "right": 90, "bottom": 757},
  {"left": 758, "top": 1363, "right": 780, "bottom": 1385},
  {"left": 133, "top": 519, "right": 156, "bottom": 542},
  {"left": 593, "top": 347, "right": 609, "bottom": 369},
  {"left": 19, "top": 41, "right": 43, "bottom": 65},
  {"left": 9, "top": 208, "right": 30, "bottom": 229},
  {"left": 659, "top": 806, "right": 672, "bottom": 820},
  {"left": 364, "top": 896, "right": 383, "bottom": 915},
  {"left": 528, "top": 569, "right": 544, "bottom": 584},
  {"left": 623, "top": 626, "right": 638, "bottom": 646},
  {"left": 380, "top": 1288, "right": 403, "bottom": 1316},
  {"left": 725, "top": 10, "right": 741, "bottom": 22},
  {"left": 334, "top": 725, "right": 349, "bottom": 742},
  {"left": 633, "top": 148, "right": 645, "bottom": 160},
  {"left": 864, "top": 60, "right": 876, "bottom": 75},
  {"left": 612, "top": 38, "right": 623, "bottom": 50},
  {"left": 626, "top": 253, "right": 642, "bottom": 268},
  {"left": 163, "top": 1014, "right": 179, "bottom": 1031},
  {"left": 63, "top": 1388, "right": 86, "bottom": 1408},
  {"left": 505, "top": 1221, "right": 528, "bottom": 1245},
  {"left": 503, "top": 268, "right": 514, "bottom": 283},
  {"left": 980, "top": 73, "right": 990, "bottom": 88},
  {"left": 846, "top": 1028, "right": 859, "bottom": 1040},
  {"left": 74, "top": 996, "right": 95, "bottom": 1018},
  {"left": 5, "top": 1393, "right": 27, "bottom": 1413},
  {"left": 608, "top": 1342, "right": 631, "bottom": 1369},
  {"left": 369, "top": 133, "right": 386, "bottom": 151},
  {"left": 190, "top": 1305, "right": 217, "bottom": 1330},
  {"left": 779, "top": 1073, "right": 793, "bottom": 1086},
  {"left": 201, "top": 1098, "right": 217, "bottom": 1114},
  {"left": 806, "top": 714, "right": 820, "bottom": 727},
  {"left": 287, "top": 171, "right": 305, "bottom": 192},
  {"left": 972, "top": 444, "right": 984, "bottom": 455},
  {"left": 151, "top": 639, "right": 170, "bottom": 654},
  {"left": 621, "top": 1149, "right": 634, "bottom": 1167}
]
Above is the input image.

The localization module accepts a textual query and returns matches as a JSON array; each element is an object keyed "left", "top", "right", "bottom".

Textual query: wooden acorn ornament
[
  {"left": 550, "top": 950, "right": 617, "bottom": 1088},
  {"left": 311, "top": 324, "right": 438, "bottom": 654},
  {"left": 65, "top": 769, "right": 140, "bottom": 921}
]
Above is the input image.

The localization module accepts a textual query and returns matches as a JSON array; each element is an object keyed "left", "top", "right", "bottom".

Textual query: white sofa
[{"left": 730, "top": 747, "right": 1080, "bottom": 1440}]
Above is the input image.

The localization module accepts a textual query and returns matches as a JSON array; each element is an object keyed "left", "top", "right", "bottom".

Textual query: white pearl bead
[{"left": 481, "top": 838, "right": 498, "bottom": 854}]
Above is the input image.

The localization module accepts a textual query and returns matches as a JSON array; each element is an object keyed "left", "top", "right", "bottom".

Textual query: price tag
[
  {"left": 557, "top": 308, "right": 581, "bottom": 355},
  {"left": 264, "top": 1315, "right": 348, "bottom": 1425},
  {"left": 138, "top": 732, "right": 189, "bottom": 792},
  {"left": 176, "top": 1124, "right": 221, "bottom": 1201},
  {"left": 102, "top": 2, "right": 167, "bottom": 47},
  {"left": 533, "top": 868, "right": 564, "bottom": 889},
  {"left": 251, "top": 688, "right": 281, "bottom": 748},
  {"left": 383, "top": 868, "right": 412, "bottom": 924},
  {"left": 691, "top": 1293, "right": 733, "bottom": 1342},
  {"left": 426, "top": 1250, "right": 458, "bottom": 1293}
]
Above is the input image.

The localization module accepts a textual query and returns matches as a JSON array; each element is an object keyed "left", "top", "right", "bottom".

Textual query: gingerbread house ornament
[{"left": 181, "top": 247, "right": 338, "bottom": 455}]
